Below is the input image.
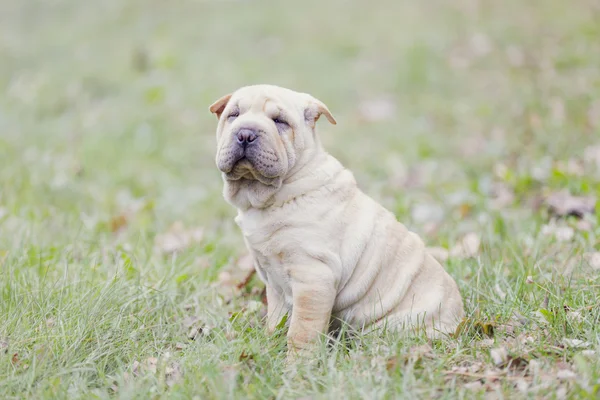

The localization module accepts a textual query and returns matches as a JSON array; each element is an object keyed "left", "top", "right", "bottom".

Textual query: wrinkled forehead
[{"left": 230, "top": 87, "right": 304, "bottom": 116}]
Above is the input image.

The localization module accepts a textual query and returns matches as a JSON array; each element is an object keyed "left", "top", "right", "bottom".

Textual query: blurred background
[{"left": 1, "top": 0, "right": 599, "bottom": 251}]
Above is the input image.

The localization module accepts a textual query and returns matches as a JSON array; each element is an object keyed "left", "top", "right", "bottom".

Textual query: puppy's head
[{"left": 210, "top": 85, "right": 336, "bottom": 188}]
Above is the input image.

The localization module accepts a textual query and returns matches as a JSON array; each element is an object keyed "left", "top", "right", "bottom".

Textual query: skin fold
[{"left": 210, "top": 85, "right": 465, "bottom": 361}]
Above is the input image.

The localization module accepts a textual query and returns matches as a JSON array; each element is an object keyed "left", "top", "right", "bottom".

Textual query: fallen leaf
[
  {"left": 583, "top": 144, "right": 600, "bottom": 168},
  {"left": 131, "top": 360, "right": 140, "bottom": 376},
  {"left": 175, "top": 343, "right": 185, "bottom": 351},
  {"left": 236, "top": 269, "right": 256, "bottom": 290},
  {"left": 490, "top": 183, "right": 515, "bottom": 209},
  {"left": 556, "top": 369, "right": 576, "bottom": 380},
  {"left": 463, "top": 381, "right": 484, "bottom": 391},
  {"left": 154, "top": 222, "right": 204, "bottom": 254},
  {"left": 545, "top": 191, "right": 596, "bottom": 218},
  {"left": 541, "top": 223, "right": 574, "bottom": 242},
  {"left": 11, "top": 353, "right": 19, "bottom": 365},
  {"left": 490, "top": 347, "right": 508, "bottom": 366},
  {"left": 110, "top": 214, "right": 128, "bottom": 233},
  {"left": 165, "top": 362, "right": 183, "bottom": 387},
  {"left": 239, "top": 350, "right": 254, "bottom": 362},
  {"left": 515, "top": 379, "right": 529, "bottom": 393},
  {"left": 450, "top": 233, "right": 481, "bottom": 259},
  {"left": 575, "top": 219, "right": 594, "bottom": 231},
  {"left": 562, "top": 338, "right": 591, "bottom": 348},
  {"left": 144, "top": 357, "right": 158, "bottom": 373},
  {"left": 583, "top": 252, "right": 600, "bottom": 270}
]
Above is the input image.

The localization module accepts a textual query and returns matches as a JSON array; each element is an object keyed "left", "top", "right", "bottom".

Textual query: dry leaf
[
  {"left": 556, "top": 369, "right": 576, "bottom": 380},
  {"left": 236, "top": 269, "right": 256, "bottom": 290},
  {"left": 110, "top": 214, "right": 128, "bottom": 233},
  {"left": 583, "top": 144, "right": 600, "bottom": 168},
  {"left": 575, "top": 219, "right": 594, "bottom": 231},
  {"left": 562, "top": 338, "right": 591, "bottom": 348},
  {"left": 131, "top": 360, "right": 140, "bottom": 376},
  {"left": 154, "top": 221, "right": 204, "bottom": 254},
  {"left": 463, "top": 381, "right": 484, "bottom": 391},
  {"left": 490, "top": 183, "right": 515, "bottom": 209},
  {"left": 450, "top": 233, "right": 481, "bottom": 259},
  {"left": 541, "top": 223, "right": 574, "bottom": 242},
  {"left": 144, "top": 357, "right": 158, "bottom": 373},
  {"left": 545, "top": 191, "right": 596, "bottom": 218},
  {"left": 165, "top": 362, "right": 183, "bottom": 387},
  {"left": 11, "top": 353, "right": 19, "bottom": 365},
  {"left": 582, "top": 252, "right": 600, "bottom": 270},
  {"left": 490, "top": 347, "right": 508, "bottom": 366}
]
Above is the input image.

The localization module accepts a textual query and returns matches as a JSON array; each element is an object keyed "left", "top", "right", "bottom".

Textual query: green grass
[{"left": 1, "top": 0, "right": 600, "bottom": 398}]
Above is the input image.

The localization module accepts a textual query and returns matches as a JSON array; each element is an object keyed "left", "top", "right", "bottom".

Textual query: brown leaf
[
  {"left": 236, "top": 269, "right": 256, "bottom": 290},
  {"left": 110, "top": 214, "right": 128, "bottom": 233},
  {"left": 545, "top": 191, "right": 596, "bottom": 218},
  {"left": 11, "top": 352, "right": 19, "bottom": 365},
  {"left": 239, "top": 350, "right": 254, "bottom": 362}
]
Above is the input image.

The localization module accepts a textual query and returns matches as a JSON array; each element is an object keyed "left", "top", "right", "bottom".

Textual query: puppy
[{"left": 210, "top": 85, "right": 464, "bottom": 359}]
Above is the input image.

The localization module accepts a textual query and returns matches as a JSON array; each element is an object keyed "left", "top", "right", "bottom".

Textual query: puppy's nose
[{"left": 235, "top": 128, "right": 257, "bottom": 147}]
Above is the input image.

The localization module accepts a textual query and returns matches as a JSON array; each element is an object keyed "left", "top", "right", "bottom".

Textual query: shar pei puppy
[{"left": 210, "top": 85, "right": 464, "bottom": 360}]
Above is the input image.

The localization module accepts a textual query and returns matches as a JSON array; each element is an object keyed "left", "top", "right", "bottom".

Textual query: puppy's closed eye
[
  {"left": 272, "top": 118, "right": 289, "bottom": 131},
  {"left": 227, "top": 110, "right": 239, "bottom": 121}
]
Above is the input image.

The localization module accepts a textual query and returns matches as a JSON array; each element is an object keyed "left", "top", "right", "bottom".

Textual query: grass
[{"left": 1, "top": 0, "right": 599, "bottom": 398}]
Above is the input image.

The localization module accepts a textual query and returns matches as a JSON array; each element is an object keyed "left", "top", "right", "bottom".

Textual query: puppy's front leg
[
  {"left": 286, "top": 264, "right": 336, "bottom": 361},
  {"left": 266, "top": 284, "right": 288, "bottom": 333}
]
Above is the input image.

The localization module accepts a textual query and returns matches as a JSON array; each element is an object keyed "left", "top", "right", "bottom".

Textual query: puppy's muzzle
[{"left": 235, "top": 128, "right": 258, "bottom": 149}]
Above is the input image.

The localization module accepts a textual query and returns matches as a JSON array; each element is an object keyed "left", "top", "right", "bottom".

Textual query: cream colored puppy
[{"left": 210, "top": 85, "right": 464, "bottom": 359}]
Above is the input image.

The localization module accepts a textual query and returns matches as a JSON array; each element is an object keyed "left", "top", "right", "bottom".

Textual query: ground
[{"left": 1, "top": 0, "right": 599, "bottom": 398}]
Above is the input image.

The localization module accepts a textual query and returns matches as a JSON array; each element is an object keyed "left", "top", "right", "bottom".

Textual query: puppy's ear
[
  {"left": 209, "top": 94, "right": 232, "bottom": 119},
  {"left": 304, "top": 98, "right": 337, "bottom": 127}
]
